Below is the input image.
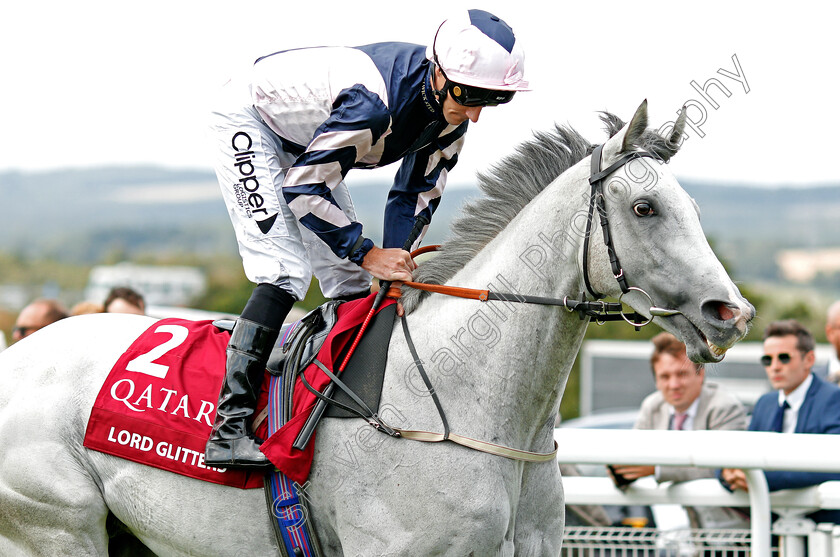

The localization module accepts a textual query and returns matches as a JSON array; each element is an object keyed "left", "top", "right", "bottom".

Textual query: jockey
[{"left": 205, "top": 9, "right": 530, "bottom": 469}]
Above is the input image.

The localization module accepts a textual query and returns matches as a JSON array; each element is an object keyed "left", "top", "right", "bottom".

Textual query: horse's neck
[{"left": 407, "top": 170, "right": 591, "bottom": 443}]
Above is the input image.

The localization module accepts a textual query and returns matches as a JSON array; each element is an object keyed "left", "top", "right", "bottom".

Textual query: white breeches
[{"left": 208, "top": 79, "right": 371, "bottom": 300}]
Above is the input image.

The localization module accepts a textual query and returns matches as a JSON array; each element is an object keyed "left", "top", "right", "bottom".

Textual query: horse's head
[{"left": 584, "top": 100, "right": 754, "bottom": 362}]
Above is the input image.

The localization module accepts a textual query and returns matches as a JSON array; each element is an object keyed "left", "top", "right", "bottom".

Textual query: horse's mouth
[
  {"left": 696, "top": 331, "right": 728, "bottom": 363},
  {"left": 681, "top": 319, "right": 729, "bottom": 363}
]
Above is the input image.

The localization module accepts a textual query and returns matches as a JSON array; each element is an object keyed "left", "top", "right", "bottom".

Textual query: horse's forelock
[{"left": 401, "top": 112, "right": 680, "bottom": 312}]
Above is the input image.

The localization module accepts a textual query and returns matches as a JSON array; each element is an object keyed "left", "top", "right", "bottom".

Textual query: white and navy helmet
[{"left": 428, "top": 9, "right": 529, "bottom": 106}]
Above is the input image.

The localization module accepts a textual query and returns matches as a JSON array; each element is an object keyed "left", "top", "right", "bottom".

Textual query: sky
[{"left": 2, "top": 1, "right": 839, "bottom": 187}]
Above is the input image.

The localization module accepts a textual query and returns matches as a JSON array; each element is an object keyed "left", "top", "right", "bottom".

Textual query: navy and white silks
[{"left": 210, "top": 43, "right": 467, "bottom": 300}]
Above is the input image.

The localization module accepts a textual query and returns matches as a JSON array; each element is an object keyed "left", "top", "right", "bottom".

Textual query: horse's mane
[{"left": 401, "top": 111, "right": 681, "bottom": 313}]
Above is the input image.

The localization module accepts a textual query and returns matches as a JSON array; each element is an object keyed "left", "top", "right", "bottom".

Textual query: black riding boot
[{"left": 205, "top": 318, "right": 279, "bottom": 469}]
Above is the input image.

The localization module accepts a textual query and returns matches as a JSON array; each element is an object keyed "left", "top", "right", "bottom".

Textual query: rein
[
  {"left": 397, "top": 143, "right": 683, "bottom": 328},
  {"left": 392, "top": 279, "right": 667, "bottom": 326}
]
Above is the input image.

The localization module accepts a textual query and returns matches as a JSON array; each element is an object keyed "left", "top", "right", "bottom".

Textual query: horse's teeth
[{"left": 707, "top": 340, "right": 727, "bottom": 357}]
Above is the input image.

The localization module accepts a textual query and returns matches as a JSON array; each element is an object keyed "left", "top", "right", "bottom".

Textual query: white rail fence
[{"left": 554, "top": 429, "right": 840, "bottom": 556}]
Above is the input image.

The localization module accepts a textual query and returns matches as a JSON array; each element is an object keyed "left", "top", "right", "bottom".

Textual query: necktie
[
  {"left": 672, "top": 412, "right": 688, "bottom": 431},
  {"left": 771, "top": 400, "right": 790, "bottom": 433}
]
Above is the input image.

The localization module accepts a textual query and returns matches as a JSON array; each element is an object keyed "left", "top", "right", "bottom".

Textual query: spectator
[
  {"left": 71, "top": 301, "right": 104, "bottom": 316},
  {"left": 103, "top": 287, "right": 146, "bottom": 315},
  {"left": 609, "top": 332, "right": 749, "bottom": 528},
  {"left": 720, "top": 319, "right": 840, "bottom": 524},
  {"left": 12, "top": 299, "right": 69, "bottom": 342},
  {"left": 815, "top": 300, "right": 840, "bottom": 382}
]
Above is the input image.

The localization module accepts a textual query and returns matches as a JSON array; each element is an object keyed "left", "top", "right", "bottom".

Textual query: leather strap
[
  {"left": 400, "top": 315, "right": 450, "bottom": 440},
  {"left": 395, "top": 429, "right": 558, "bottom": 463},
  {"left": 401, "top": 281, "right": 490, "bottom": 301},
  {"left": 397, "top": 315, "right": 558, "bottom": 463},
  {"left": 582, "top": 144, "right": 604, "bottom": 299},
  {"left": 584, "top": 145, "right": 656, "bottom": 298},
  {"left": 299, "top": 360, "right": 399, "bottom": 436},
  {"left": 252, "top": 406, "right": 269, "bottom": 433}
]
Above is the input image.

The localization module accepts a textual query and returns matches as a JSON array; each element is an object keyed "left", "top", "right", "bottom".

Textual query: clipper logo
[{"left": 231, "top": 131, "right": 278, "bottom": 234}]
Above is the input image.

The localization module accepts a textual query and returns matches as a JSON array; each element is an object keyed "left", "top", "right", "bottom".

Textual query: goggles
[
  {"left": 440, "top": 67, "right": 516, "bottom": 107},
  {"left": 760, "top": 353, "right": 792, "bottom": 366}
]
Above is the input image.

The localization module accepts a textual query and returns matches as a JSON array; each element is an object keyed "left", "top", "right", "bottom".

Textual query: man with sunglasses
[
  {"left": 720, "top": 319, "right": 840, "bottom": 523},
  {"left": 11, "top": 299, "right": 69, "bottom": 343},
  {"left": 205, "top": 10, "right": 529, "bottom": 469}
]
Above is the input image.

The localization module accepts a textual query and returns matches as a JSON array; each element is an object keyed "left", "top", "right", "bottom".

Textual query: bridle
[
  {"left": 398, "top": 142, "right": 682, "bottom": 328},
  {"left": 582, "top": 143, "right": 650, "bottom": 299},
  {"left": 578, "top": 143, "right": 682, "bottom": 327},
  {"left": 310, "top": 143, "right": 685, "bottom": 463}
]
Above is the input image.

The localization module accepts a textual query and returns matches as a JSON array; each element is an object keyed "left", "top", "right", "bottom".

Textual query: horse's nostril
[{"left": 703, "top": 300, "right": 736, "bottom": 322}]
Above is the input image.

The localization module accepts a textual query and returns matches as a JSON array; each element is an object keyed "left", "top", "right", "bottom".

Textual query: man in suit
[
  {"left": 609, "top": 332, "right": 749, "bottom": 528},
  {"left": 720, "top": 319, "right": 840, "bottom": 524},
  {"left": 813, "top": 300, "right": 840, "bottom": 382}
]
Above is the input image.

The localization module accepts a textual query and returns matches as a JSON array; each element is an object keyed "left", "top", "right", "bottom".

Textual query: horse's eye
[{"left": 633, "top": 201, "right": 655, "bottom": 217}]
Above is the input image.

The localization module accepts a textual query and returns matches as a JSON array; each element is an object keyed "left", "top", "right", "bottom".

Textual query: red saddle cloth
[
  {"left": 83, "top": 318, "right": 266, "bottom": 489},
  {"left": 83, "top": 295, "right": 394, "bottom": 488},
  {"left": 261, "top": 294, "right": 395, "bottom": 484}
]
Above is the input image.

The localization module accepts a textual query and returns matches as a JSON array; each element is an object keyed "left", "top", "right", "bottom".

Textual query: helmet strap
[
  {"left": 429, "top": 22, "right": 450, "bottom": 107},
  {"left": 430, "top": 66, "right": 448, "bottom": 106}
]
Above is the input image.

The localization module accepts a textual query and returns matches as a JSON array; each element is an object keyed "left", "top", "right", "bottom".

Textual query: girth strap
[{"left": 394, "top": 315, "right": 558, "bottom": 463}]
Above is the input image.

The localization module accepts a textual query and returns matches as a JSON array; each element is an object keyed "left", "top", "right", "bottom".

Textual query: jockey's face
[{"left": 433, "top": 67, "right": 484, "bottom": 125}]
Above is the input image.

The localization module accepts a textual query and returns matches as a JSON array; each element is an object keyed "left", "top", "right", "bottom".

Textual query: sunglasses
[
  {"left": 13, "top": 325, "right": 38, "bottom": 337},
  {"left": 760, "top": 353, "right": 792, "bottom": 366}
]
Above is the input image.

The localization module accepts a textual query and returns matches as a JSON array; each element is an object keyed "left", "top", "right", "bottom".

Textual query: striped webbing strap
[{"left": 266, "top": 365, "right": 320, "bottom": 556}]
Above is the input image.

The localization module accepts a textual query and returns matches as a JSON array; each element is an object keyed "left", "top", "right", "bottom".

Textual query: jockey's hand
[{"left": 361, "top": 245, "right": 416, "bottom": 283}]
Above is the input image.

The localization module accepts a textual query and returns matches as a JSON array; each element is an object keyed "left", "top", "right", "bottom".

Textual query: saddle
[
  {"left": 276, "top": 301, "right": 395, "bottom": 419},
  {"left": 214, "top": 299, "right": 396, "bottom": 422},
  {"left": 266, "top": 300, "right": 342, "bottom": 379}
]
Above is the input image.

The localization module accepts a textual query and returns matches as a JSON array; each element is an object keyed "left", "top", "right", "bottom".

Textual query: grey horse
[{"left": 0, "top": 101, "right": 753, "bottom": 556}]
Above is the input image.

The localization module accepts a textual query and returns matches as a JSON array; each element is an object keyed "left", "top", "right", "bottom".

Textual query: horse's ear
[
  {"left": 670, "top": 106, "right": 688, "bottom": 145},
  {"left": 621, "top": 99, "right": 648, "bottom": 152}
]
